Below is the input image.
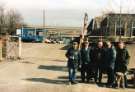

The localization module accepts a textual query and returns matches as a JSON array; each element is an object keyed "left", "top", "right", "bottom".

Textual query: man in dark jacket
[
  {"left": 91, "top": 41, "right": 105, "bottom": 83},
  {"left": 65, "top": 42, "right": 80, "bottom": 84},
  {"left": 80, "top": 41, "right": 91, "bottom": 83},
  {"left": 115, "top": 41, "right": 130, "bottom": 88},
  {"left": 105, "top": 41, "right": 116, "bottom": 87}
]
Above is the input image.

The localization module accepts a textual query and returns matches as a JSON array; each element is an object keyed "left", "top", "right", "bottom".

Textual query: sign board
[{"left": 16, "top": 29, "right": 21, "bottom": 35}]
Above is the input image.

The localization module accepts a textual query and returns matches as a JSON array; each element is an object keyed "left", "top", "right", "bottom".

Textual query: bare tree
[
  {"left": 0, "top": 4, "right": 5, "bottom": 34},
  {"left": 0, "top": 4, "right": 23, "bottom": 35},
  {"left": 5, "top": 9, "right": 23, "bottom": 35}
]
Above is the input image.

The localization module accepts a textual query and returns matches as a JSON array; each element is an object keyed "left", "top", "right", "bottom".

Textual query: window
[
  {"left": 116, "top": 28, "right": 124, "bottom": 36},
  {"left": 132, "top": 22, "right": 135, "bottom": 36},
  {"left": 116, "top": 21, "right": 124, "bottom": 36},
  {"left": 36, "top": 31, "right": 43, "bottom": 36},
  {"left": 132, "top": 28, "right": 135, "bottom": 36}
]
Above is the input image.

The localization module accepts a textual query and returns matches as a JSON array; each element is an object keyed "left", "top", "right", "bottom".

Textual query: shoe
[
  {"left": 71, "top": 81, "right": 78, "bottom": 84},
  {"left": 80, "top": 80, "right": 85, "bottom": 83},
  {"left": 90, "top": 78, "right": 93, "bottom": 81},
  {"left": 106, "top": 83, "right": 114, "bottom": 88},
  {"left": 115, "top": 86, "right": 119, "bottom": 89},
  {"left": 121, "top": 85, "right": 125, "bottom": 89},
  {"left": 106, "top": 85, "right": 112, "bottom": 88},
  {"left": 80, "top": 81, "right": 85, "bottom": 83},
  {"left": 68, "top": 81, "right": 72, "bottom": 85},
  {"left": 86, "top": 80, "right": 90, "bottom": 83}
]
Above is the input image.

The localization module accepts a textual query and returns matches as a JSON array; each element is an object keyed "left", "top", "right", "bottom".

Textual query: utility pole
[
  {"left": 43, "top": 9, "right": 45, "bottom": 28},
  {"left": 119, "top": 0, "right": 122, "bottom": 41},
  {"left": 43, "top": 9, "right": 47, "bottom": 39}
]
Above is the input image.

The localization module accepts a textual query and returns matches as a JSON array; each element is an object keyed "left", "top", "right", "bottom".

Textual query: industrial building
[{"left": 88, "top": 13, "right": 135, "bottom": 38}]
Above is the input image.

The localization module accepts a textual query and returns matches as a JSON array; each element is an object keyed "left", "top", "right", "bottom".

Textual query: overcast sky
[{"left": 1, "top": 0, "right": 135, "bottom": 27}]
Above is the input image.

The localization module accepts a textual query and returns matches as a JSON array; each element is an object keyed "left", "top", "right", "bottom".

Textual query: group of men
[{"left": 66, "top": 40, "right": 130, "bottom": 88}]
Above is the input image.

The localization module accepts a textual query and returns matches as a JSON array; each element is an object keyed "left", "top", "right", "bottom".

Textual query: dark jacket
[
  {"left": 105, "top": 46, "right": 116, "bottom": 69},
  {"left": 91, "top": 47, "right": 105, "bottom": 67},
  {"left": 66, "top": 48, "right": 80, "bottom": 68},
  {"left": 80, "top": 47, "right": 91, "bottom": 65},
  {"left": 115, "top": 48, "right": 130, "bottom": 73}
]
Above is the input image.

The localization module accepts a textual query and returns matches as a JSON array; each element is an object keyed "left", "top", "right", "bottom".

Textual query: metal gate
[{"left": 4, "top": 35, "right": 21, "bottom": 61}]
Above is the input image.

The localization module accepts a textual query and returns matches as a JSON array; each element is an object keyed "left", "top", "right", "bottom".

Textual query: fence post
[{"left": 0, "top": 37, "right": 2, "bottom": 61}]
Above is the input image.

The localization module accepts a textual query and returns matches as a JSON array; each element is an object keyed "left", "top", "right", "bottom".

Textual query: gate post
[
  {"left": 5, "top": 34, "right": 9, "bottom": 60},
  {"left": 18, "top": 36, "right": 22, "bottom": 59},
  {"left": 2, "top": 36, "right": 7, "bottom": 60}
]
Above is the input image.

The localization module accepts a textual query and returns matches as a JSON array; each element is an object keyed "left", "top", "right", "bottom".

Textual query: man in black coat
[
  {"left": 65, "top": 42, "right": 80, "bottom": 84},
  {"left": 105, "top": 41, "right": 116, "bottom": 87},
  {"left": 115, "top": 41, "right": 130, "bottom": 87},
  {"left": 91, "top": 41, "right": 105, "bottom": 83},
  {"left": 80, "top": 41, "right": 91, "bottom": 83}
]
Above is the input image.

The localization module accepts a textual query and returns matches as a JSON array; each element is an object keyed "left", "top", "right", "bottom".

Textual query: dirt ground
[
  {"left": 126, "top": 44, "right": 135, "bottom": 68},
  {"left": 0, "top": 43, "right": 134, "bottom": 92}
]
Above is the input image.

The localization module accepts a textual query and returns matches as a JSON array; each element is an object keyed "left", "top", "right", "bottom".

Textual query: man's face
[
  {"left": 106, "top": 42, "right": 111, "bottom": 48},
  {"left": 84, "top": 43, "right": 89, "bottom": 48},
  {"left": 98, "top": 42, "right": 103, "bottom": 48},
  {"left": 118, "top": 42, "right": 124, "bottom": 49},
  {"left": 73, "top": 43, "right": 78, "bottom": 50}
]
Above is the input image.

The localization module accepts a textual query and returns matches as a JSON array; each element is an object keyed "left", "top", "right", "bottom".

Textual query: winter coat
[
  {"left": 91, "top": 47, "right": 106, "bottom": 67},
  {"left": 80, "top": 47, "right": 91, "bottom": 65},
  {"left": 115, "top": 48, "right": 130, "bottom": 73},
  {"left": 105, "top": 46, "right": 116, "bottom": 69},
  {"left": 66, "top": 48, "right": 80, "bottom": 68}
]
